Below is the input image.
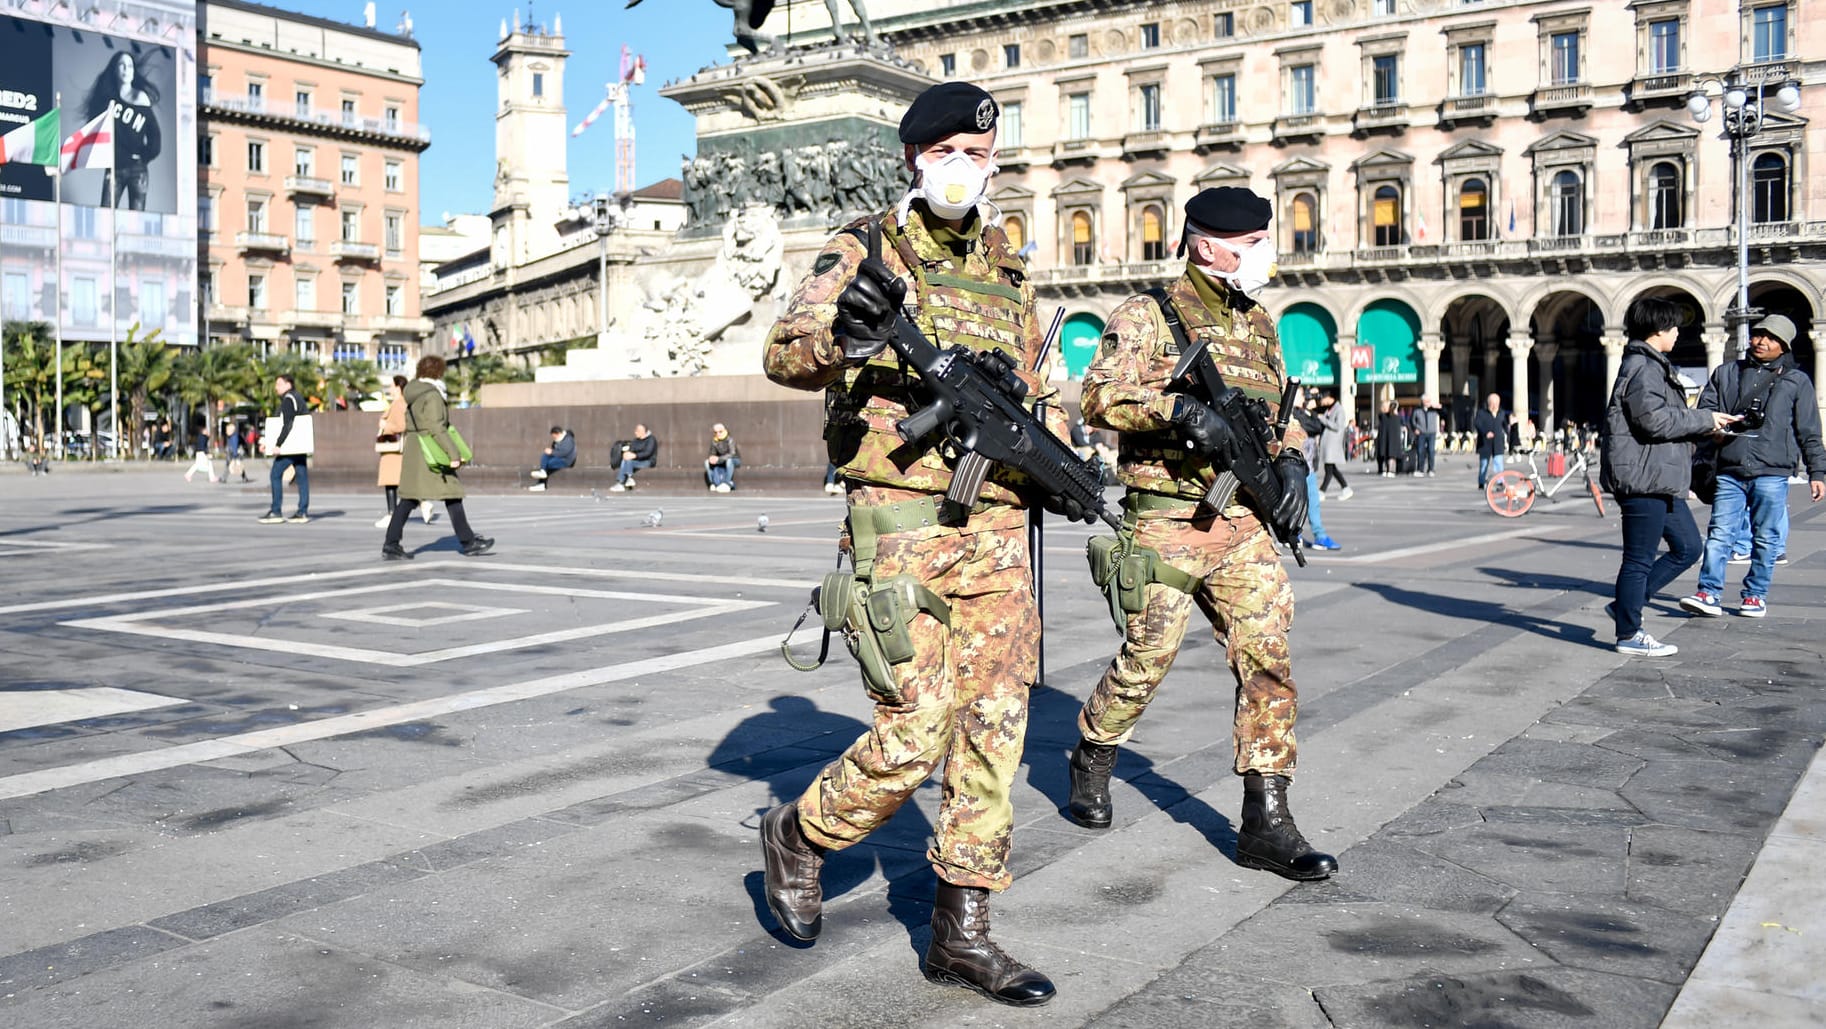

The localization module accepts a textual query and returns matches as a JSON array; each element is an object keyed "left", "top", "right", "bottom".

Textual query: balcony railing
[
  {"left": 1121, "top": 130, "right": 1169, "bottom": 157},
  {"left": 1631, "top": 229, "right": 1689, "bottom": 247},
  {"left": 1355, "top": 101, "right": 1408, "bottom": 130},
  {"left": 119, "top": 233, "right": 195, "bottom": 258},
  {"left": 1195, "top": 120, "right": 1242, "bottom": 148},
  {"left": 206, "top": 304, "right": 249, "bottom": 323},
  {"left": 235, "top": 231, "right": 290, "bottom": 253},
  {"left": 284, "top": 310, "right": 344, "bottom": 329},
  {"left": 1631, "top": 71, "right": 1691, "bottom": 97},
  {"left": 1353, "top": 246, "right": 1409, "bottom": 265},
  {"left": 331, "top": 240, "right": 381, "bottom": 261},
  {"left": 1749, "top": 221, "right": 1798, "bottom": 240},
  {"left": 1051, "top": 138, "right": 1097, "bottom": 162},
  {"left": 1528, "top": 235, "right": 1588, "bottom": 253},
  {"left": 1273, "top": 113, "right": 1321, "bottom": 141},
  {"left": 1, "top": 223, "right": 57, "bottom": 248},
  {"left": 1440, "top": 92, "right": 1495, "bottom": 124},
  {"left": 285, "top": 175, "right": 335, "bottom": 197},
  {"left": 1532, "top": 82, "right": 1594, "bottom": 113},
  {"left": 200, "top": 86, "right": 432, "bottom": 144}
]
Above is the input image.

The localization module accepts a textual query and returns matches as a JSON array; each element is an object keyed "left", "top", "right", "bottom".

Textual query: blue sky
[{"left": 273, "top": 1, "right": 731, "bottom": 222}]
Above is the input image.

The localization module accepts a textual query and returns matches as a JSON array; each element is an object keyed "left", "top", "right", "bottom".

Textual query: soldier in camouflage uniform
[
  {"left": 757, "top": 82, "right": 1060, "bottom": 1008},
  {"left": 1065, "top": 187, "right": 1339, "bottom": 882}
]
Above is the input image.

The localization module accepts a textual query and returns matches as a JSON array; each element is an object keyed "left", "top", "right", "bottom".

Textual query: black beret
[
  {"left": 1184, "top": 186, "right": 1272, "bottom": 234},
  {"left": 899, "top": 82, "right": 999, "bottom": 145}
]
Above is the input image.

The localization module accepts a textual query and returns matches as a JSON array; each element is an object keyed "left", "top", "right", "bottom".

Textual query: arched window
[
  {"left": 1140, "top": 204, "right": 1166, "bottom": 261},
  {"left": 1458, "top": 178, "right": 1489, "bottom": 241},
  {"left": 1372, "top": 184, "right": 1401, "bottom": 247},
  {"left": 1072, "top": 210, "right": 1095, "bottom": 265},
  {"left": 1649, "top": 161, "right": 1682, "bottom": 230},
  {"left": 1291, "top": 192, "right": 1318, "bottom": 254},
  {"left": 1003, "top": 214, "right": 1026, "bottom": 252},
  {"left": 1752, "top": 152, "right": 1790, "bottom": 224},
  {"left": 1551, "top": 169, "right": 1584, "bottom": 236}
]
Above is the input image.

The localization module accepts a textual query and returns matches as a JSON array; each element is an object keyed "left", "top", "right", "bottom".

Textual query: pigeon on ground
[
  {"left": 643, "top": 509, "right": 664, "bottom": 528},
  {"left": 757, "top": 515, "right": 769, "bottom": 533}
]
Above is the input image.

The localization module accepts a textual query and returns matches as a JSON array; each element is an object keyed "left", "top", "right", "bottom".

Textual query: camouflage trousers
[
  {"left": 1079, "top": 511, "right": 1298, "bottom": 776},
  {"left": 797, "top": 498, "right": 1038, "bottom": 891}
]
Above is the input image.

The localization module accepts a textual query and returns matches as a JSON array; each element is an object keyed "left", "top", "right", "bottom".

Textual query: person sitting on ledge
[
  {"left": 528, "top": 425, "right": 576, "bottom": 492},
  {"left": 609, "top": 424, "right": 658, "bottom": 491},
  {"left": 705, "top": 423, "right": 741, "bottom": 492}
]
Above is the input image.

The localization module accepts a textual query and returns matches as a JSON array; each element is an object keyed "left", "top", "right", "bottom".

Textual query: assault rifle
[
  {"left": 1149, "top": 289, "right": 1306, "bottom": 567},
  {"left": 888, "top": 313, "right": 1121, "bottom": 531}
]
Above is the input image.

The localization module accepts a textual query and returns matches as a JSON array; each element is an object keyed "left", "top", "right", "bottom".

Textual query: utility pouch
[
  {"left": 806, "top": 572, "right": 950, "bottom": 704},
  {"left": 1086, "top": 535, "right": 1198, "bottom": 633}
]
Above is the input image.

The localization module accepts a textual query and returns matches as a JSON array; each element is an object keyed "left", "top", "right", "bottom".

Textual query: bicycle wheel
[
  {"left": 1587, "top": 477, "right": 1606, "bottom": 517},
  {"left": 1486, "top": 469, "right": 1535, "bottom": 517}
]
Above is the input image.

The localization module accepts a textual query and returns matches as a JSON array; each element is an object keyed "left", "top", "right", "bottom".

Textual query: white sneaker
[
  {"left": 1338, "top": 487, "right": 1355, "bottom": 500},
  {"left": 531, "top": 468, "right": 548, "bottom": 480},
  {"left": 528, "top": 483, "right": 546, "bottom": 492},
  {"left": 419, "top": 501, "right": 437, "bottom": 523},
  {"left": 1615, "top": 631, "right": 1678, "bottom": 657},
  {"left": 609, "top": 483, "right": 627, "bottom": 492},
  {"left": 373, "top": 514, "right": 392, "bottom": 528},
  {"left": 714, "top": 482, "right": 731, "bottom": 493}
]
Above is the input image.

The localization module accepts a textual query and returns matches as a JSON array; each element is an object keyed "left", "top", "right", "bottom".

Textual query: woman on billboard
[{"left": 83, "top": 50, "right": 161, "bottom": 210}]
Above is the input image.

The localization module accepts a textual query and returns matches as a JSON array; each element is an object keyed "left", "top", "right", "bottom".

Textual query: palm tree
[
  {"left": 321, "top": 359, "right": 381, "bottom": 410},
  {"left": 115, "top": 324, "right": 171, "bottom": 458},
  {"left": 256, "top": 352, "right": 325, "bottom": 409},
  {"left": 61, "top": 343, "right": 109, "bottom": 460},
  {"left": 2, "top": 321, "right": 57, "bottom": 455},
  {"left": 175, "top": 343, "right": 259, "bottom": 440}
]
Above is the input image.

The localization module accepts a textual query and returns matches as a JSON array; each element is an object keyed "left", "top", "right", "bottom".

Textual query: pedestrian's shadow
[
  {"left": 1022, "top": 678, "right": 1241, "bottom": 862},
  {"left": 1353, "top": 578, "right": 1607, "bottom": 650},
  {"left": 708, "top": 694, "right": 937, "bottom": 950}
]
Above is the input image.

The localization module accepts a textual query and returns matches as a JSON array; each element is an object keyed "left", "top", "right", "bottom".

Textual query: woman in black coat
[{"left": 1375, "top": 402, "right": 1405, "bottom": 477}]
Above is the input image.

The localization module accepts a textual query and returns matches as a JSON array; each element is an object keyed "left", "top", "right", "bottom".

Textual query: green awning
[
  {"left": 1061, "top": 313, "right": 1105, "bottom": 380},
  {"left": 1356, "top": 300, "right": 1421, "bottom": 384},
  {"left": 1278, "top": 304, "right": 1338, "bottom": 386}
]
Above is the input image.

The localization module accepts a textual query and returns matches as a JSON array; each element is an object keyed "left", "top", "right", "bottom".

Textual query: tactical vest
[{"left": 824, "top": 210, "right": 1037, "bottom": 500}]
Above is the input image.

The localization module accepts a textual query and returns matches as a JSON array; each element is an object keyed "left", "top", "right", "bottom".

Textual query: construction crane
[{"left": 572, "top": 45, "right": 646, "bottom": 195}]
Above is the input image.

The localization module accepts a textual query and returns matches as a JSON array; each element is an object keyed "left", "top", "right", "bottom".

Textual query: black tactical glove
[
  {"left": 1039, "top": 492, "right": 1091, "bottom": 525},
  {"left": 834, "top": 258, "right": 907, "bottom": 362},
  {"left": 1270, "top": 452, "right": 1309, "bottom": 535},
  {"left": 1170, "top": 395, "right": 1239, "bottom": 461}
]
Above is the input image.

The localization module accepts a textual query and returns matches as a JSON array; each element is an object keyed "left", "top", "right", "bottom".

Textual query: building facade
[
  {"left": 778, "top": 0, "right": 1824, "bottom": 430},
  {"left": 198, "top": 0, "right": 430, "bottom": 373}
]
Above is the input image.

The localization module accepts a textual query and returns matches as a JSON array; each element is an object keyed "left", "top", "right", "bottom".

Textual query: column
[
  {"left": 1507, "top": 328, "right": 1534, "bottom": 433},
  {"left": 1602, "top": 331, "right": 1628, "bottom": 397},
  {"left": 1449, "top": 334, "right": 1473, "bottom": 400},
  {"left": 1418, "top": 330, "right": 1445, "bottom": 404},
  {"left": 1335, "top": 331, "right": 1358, "bottom": 430},
  {"left": 1700, "top": 321, "right": 1729, "bottom": 374},
  {"left": 1481, "top": 345, "right": 1504, "bottom": 407},
  {"left": 1814, "top": 320, "right": 1826, "bottom": 430},
  {"left": 1532, "top": 339, "right": 1559, "bottom": 435}
]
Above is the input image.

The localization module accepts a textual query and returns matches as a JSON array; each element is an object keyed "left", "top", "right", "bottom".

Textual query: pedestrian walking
[
  {"left": 1065, "top": 185, "right": 1337, "bottom": 887},
  {"left": 1474, "top": 393, "right": 1507, "bottom": 489},
  {"left": 1414, "top": 396, "right": 1440, "bottom": 476},
  {"left": 183, "top": 423, "right": 216, "bottom": 483},
  {"left": 374, "top": 375, "right": 408, "bottom": 528},
  {"left": 258, "top": 374, "right": 312, "bottom": 523},
  {"left": 759, "top": 81, "right": 1057, "bottom": 1006},
  {"left": 1375, "top": 401, "right": 1405, "bottom": 477},
  {"left": 1294, "top": 391, "right": 1340, "bottom": 550},
  {"left": 1600, "top": 296, "right": 1739, "bottom": 656},
  {"left": 1316, "top": 394, "right": 1352, "bottom": 499},
  {"left": 381, "top": 356, "right": 493, "bottom": 560},
  {"left": 1679, "top": 315, "right": 1826, "bottom": 619}
]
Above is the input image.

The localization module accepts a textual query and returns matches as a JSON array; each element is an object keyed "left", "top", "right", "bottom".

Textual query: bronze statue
[{"left": 627, "top": 0, "right": 780, "bottom": 55}]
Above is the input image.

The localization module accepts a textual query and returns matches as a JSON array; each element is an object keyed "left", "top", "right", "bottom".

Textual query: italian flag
[{"left": 0, "top": 108, "right": 59, "bottom": 166}]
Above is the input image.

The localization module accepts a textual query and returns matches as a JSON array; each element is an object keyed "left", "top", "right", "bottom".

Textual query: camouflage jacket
[
  {"left": 1081, "top": 266, "right": 1306, "bottom": 501},
  {"left": 762, "top": 202, "right": 1066, "bottom": 505}
]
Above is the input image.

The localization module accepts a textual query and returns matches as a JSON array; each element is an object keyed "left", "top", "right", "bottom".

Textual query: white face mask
[
  {"left": 913, "top": 150, "right": 995, "bottom": 221},
  {"left": 1197, "top": 235, "right": 1279, "bottom": 300}
]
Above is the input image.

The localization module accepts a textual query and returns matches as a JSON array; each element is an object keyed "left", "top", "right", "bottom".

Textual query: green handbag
[{"left": 408, "top": 397, "right": 472, "bottom": 470}]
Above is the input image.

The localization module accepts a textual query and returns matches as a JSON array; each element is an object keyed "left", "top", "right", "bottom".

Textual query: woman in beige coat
[{"left": 375, "top": 375, "right": 437, "bottom": 529}]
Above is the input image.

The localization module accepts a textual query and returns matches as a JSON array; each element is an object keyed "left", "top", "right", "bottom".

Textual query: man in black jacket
[
  {"left": 1473, "top": 393, "right": 1508, "bottom": 489},
  {"left": 1601, "top": 297, "right": 1739, "bottom": 656},
  {"left": 1679, "top": 315, "right": 1826, "bottom": 618},
  {"left": 259, "top": 375, "right": 312, "bottom": 524},
  {"left": 609, "top": 424, "right": 658, "bottom": 490}
]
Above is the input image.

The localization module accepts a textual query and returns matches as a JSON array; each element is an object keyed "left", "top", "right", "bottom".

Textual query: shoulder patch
[{"left": 812, "top": 252, "right": 842, "bottom": 275}]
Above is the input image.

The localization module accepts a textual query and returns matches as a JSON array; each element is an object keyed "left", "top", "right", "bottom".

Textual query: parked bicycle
[{"left": 1485, "top": 448, "right": 1606, "bottom": 518}]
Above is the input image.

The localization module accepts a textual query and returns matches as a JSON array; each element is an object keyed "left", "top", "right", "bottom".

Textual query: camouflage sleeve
[
  {"left": 761, "top": 231, "right": 869, "bottom": 391},
  {"left": 1081, "top": 296, "right": 1178, "bottom": 434},
  {"left": 1267, "top": 330, "right": 1309, "bottom": 459}
]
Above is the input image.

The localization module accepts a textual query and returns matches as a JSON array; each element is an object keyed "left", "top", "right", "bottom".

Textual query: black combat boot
[
  {"left": 759, "top": 801, "right": 824, "bottom": 940},
  {"left": 1236, "top": 772, "right": 1338, "bottom": 881},
  {"left": 1065, "top": 739, "right": 1118, "bottom": 828},
  {"left": 924, "top": 881, "right": 1056, "bottom": 1007}
]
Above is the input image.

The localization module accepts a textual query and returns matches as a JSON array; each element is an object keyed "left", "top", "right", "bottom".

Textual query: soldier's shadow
[
  {"left": 711, "top": 695, "right": 938, "bottom": 950},
  {"left": 1023, "top": 679, "right": 1242, "bottom": 863}
]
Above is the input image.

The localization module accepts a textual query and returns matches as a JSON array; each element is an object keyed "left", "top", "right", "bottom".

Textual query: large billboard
[{"left": 0, "top": 5, "right": 197, "bottom": 346}]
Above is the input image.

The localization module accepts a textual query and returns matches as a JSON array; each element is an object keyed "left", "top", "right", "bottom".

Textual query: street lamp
[{"left": 1687, "top": 72, "right": 1803, "bottom": 356}]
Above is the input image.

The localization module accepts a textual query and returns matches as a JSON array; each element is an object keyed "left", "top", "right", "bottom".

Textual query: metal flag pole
[
  {"left": 109, "top": 150, "right": 119, "bottom": 460},
  {"left": 52, "top": 92, "right": 63, "bottom": 462}
]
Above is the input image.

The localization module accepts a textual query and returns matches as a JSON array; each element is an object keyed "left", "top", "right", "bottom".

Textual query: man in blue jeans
[
  {"left": 609, "top": 424, "right": 659, "bottom": 491},
  {"left": 1293, "top": 393, "right": 1340, "bottom": 550},
  {"left": 259, "top": 374, "right": 312, "bottom": 524},
  {"left": 1680, "top": 315, "right": 1826, "bottom": 618}
]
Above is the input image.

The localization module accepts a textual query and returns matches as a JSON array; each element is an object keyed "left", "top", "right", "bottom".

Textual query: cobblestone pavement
[{"left": 1, "top": 460, "right": 1820, "bottom": 1027}]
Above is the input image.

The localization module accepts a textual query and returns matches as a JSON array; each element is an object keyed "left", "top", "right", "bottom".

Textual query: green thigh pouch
[
  {"left": 1086, "top": 536, "right": 1199, "bottom": 634},
  {"left": 818, "top": 570, "right": 951, "bottom": 704}
]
